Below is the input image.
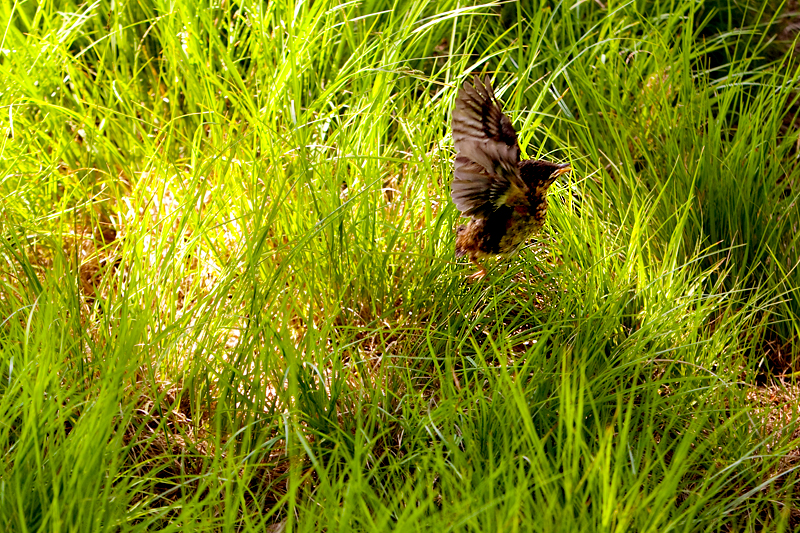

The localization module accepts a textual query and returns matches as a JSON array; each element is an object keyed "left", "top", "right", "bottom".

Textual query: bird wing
[{"left": 451, "top": 75, "right": 528, "bottom": 218}]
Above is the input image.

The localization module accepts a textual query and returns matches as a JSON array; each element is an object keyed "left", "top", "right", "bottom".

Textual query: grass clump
[{"left": 2, "top": 0, "right": 800, "bottom": 531}]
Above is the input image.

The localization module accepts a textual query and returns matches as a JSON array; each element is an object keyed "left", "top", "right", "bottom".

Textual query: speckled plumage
[{"left": 451, "top": 76, "right": 571, "bottom": 278}]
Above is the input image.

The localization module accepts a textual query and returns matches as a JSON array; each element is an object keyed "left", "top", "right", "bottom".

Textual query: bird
[{"left": 450, "top": 75, "right": 571, "bottom": 279}]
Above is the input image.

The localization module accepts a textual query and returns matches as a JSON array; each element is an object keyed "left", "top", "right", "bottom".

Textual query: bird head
[
  {"left": 544, "top": 162, "right": 572, "bottom": 188},
  {"left": 523, "top": 160, "right": 572, "bottom": 197}
]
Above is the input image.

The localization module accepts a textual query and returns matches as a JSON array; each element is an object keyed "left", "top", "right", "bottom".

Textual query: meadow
[{"left": 2, "top": 0, "right": 800, "bottom": 530}]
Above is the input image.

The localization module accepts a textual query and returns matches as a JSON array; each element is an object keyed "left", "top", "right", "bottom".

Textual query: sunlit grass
[{"left": 1, "top": 0, "right": 800, "bottom": 531}]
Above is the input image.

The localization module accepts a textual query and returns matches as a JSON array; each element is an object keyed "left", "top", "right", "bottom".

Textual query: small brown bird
[{"left": 451, "top": 75, "right": 571, "bottom": 279}]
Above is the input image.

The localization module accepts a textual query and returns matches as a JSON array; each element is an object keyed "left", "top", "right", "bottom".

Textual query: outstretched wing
[{"left": 451, "top": 75, "right": 528, "bottom": 218}]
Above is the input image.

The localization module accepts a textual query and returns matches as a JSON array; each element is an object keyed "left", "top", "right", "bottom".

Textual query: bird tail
[{"left": 455, "top": 225, "right": 467, "bottom": 257}]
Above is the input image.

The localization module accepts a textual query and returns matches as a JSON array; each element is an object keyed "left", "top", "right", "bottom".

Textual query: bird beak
[{"left": 552, "top": 163, "right": 572, "bottom": 178}]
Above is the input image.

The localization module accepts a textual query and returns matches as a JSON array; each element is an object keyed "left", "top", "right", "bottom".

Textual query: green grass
[{"left": 2, "top": 0, "right": 800, "bottom": 531}]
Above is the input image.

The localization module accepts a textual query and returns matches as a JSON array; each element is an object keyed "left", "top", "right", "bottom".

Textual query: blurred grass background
[{"left": 2, "top": 0, "right": 800, "bottom": 530}]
